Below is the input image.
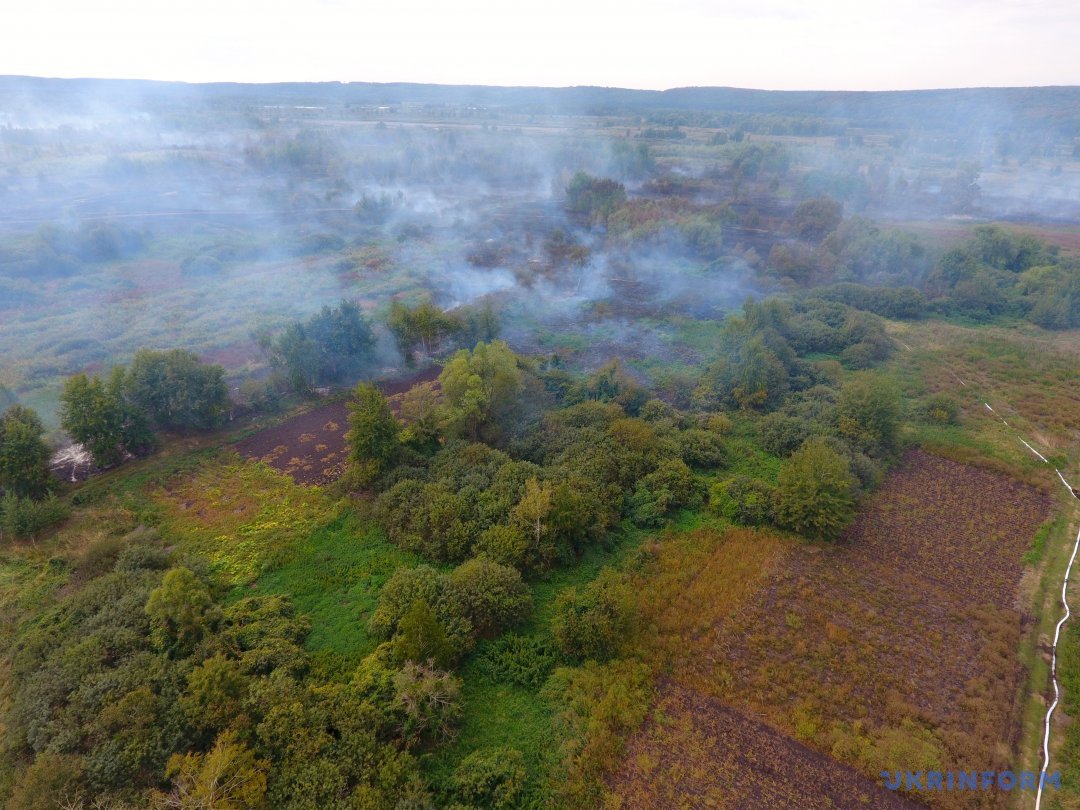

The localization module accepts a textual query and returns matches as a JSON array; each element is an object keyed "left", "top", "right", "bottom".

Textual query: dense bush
[
  {"left": 920, "top": 393, "right": 960, "bottom": 425},
  {"left": 448, "top": 557, "right": 532, "bottom": 637},
  {"left": 774, "top": 437, "right": 857, "bottom": 540},
  {"left": 710, "top": 476, "right": 775, "bottom": 526},
  {"left": 452, "top": 747, "right": 527, "bottom": 809},
  {"left": 552, "top": 569, "right": 638, "bottom": 662},
  {"left": 0, "top": 493, "right": 69, "bottom": 541},
  {"left": 475, "top": 634, "right": 561, "bottom": 689}
]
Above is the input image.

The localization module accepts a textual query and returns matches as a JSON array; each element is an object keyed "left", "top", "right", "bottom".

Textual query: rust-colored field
[
  {"left": 233, "top": 365, "right": 440, "bottom": 484},
  {"left": 610, "top": 449, "right": 1053, "bottom": 808},
  {"left": 613, "top": 681, "right": 920, "bottom": 810}
]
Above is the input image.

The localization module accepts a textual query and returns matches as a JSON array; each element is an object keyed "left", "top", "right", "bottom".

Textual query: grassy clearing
[{"left": 244, "top": 512, "right": 419, "bottom": 665}]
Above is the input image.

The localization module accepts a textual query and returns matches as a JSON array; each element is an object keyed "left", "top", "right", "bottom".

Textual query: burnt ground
[
  {"left": 233, "top": 364, "right": 441, "bottom": 485},
  {"left": 610, "top": 449, "right": 1054, "bottom": 809},
  {"left": 611, "top": 680, "right": 921, "bottom": 810}
]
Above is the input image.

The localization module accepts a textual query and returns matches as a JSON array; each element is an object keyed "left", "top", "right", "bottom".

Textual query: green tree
[
  {"left": 146, "top": 567, "right": 217, "bottom": 654},
  {"left": 391, "top": 661, "right": 463, "bottom": 745},
  {"left": 126, "top": 348, "right": 229, "bottom": 430},
  {"left": 774, "top": 437, "right": 857, "bottom": 540},
  {"left": 345, "top": 383, "right": 400, "bottom": 486},
  {"left": 397, "top": 381, "right": 442, "bottom": 450},
  {"left": 448, "top": 557, "right": 532, "bottom": 637},
  {"left": 392, "top": 599, "right": 456, "bottom": 668},
  {"left": 0, "top": 406, "right": 52, "bottom": 498},
  {"left": 387, "top": 299, "right": 462, "bottom": 361},
  {"left": 60, "top": 369, "right": 153, "bottom": 467},
  {"left": 181, "top": 654, "right": 249, "bottom": 736},
  {"left": 695, "top": 324, "right": 790, "bottom": 411},
  {"left": 552, "top": 568, "right": 637, "bottom": 662},
  {"left": 509, "top": 477, "right": 554, "bottom": 568},
  {"left": 565, "top": 172, "right": 627, "bottom": 223},
  {"left": 793, "top": 196, "right": 843, "bottom": 241},
  {"left": 267, "top": 301, "right": 375, "bottom": 392},
  {"left": 439, "top": 341, "right": 523, "bottom": 440},
  {"left": 836, "top": 372, "right": 902, "bottom": 456}
]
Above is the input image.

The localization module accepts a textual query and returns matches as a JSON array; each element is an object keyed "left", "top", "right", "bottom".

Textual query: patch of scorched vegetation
[
  {"left": 610, "top": 681, "right": 920, "bottom": 809},
  {"left": 685, "top": 449, "right": 1053, "bottom": 807},
  {"left": 234, "top": 401, "right": 351, "bottom": 485}
]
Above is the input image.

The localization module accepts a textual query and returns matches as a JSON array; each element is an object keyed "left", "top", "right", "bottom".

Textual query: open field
[
  {"left": 611, "top": 681, "right": 920, "bottom": 809},
  {"left": 609, "top": 450, "right": 1053, "bottom": 808}
]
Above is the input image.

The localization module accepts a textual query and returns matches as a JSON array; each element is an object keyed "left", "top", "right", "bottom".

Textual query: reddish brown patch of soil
[
  {"left": 233, "top": 365, "right": 441, "bottom": 485},
  {"left": 611, "top": 680, "right": 921, "bottom": 809}
]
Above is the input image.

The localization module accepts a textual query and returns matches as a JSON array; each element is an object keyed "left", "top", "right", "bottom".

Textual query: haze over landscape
[{"left": 1, "top": 4, "right": 1080, "bottom": 810}]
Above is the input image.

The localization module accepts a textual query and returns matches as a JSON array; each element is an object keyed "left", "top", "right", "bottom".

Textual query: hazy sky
[{"left": 3, "top": 0, "right": 1079, "bottom": 90}]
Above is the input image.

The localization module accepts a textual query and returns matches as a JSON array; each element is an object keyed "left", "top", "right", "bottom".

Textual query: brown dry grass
[{"left": 608, "top": 451, "right": 1053, "bottom": 809}]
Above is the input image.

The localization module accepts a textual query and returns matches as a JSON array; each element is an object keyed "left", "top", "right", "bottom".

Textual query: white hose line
[
  {"left": 981, "top": 402, "right": 1079, "bottom": 809},
  {"left": 1021, "top": 438, "right": 1051, "bottom": 465},
  {"left": 1036, "top": 513, "right": 1080, "bottom": 810}
]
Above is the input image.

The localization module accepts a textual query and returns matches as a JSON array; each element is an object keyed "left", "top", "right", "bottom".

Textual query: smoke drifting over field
[{"left": 2, "top": 76, "right": 1079, "bottom": 422}]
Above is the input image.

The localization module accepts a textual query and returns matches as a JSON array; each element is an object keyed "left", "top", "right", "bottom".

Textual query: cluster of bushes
[
  {"left": 565, "top": 172, "right": 628, "bottom": 224},
  {"left": 258, "top": 300, "right": 376, "bottom": 394},
  {"left": 60, "top": 349, "right": 229, "bottom": 467},
  {"left": 362, "top": 347, "right": 728, "bottom": 569},
  {"left": 3, "top": 529, "right": 460, "bottom": 809},
  {"left": 692, "top": 298, "right": 893, "bottom": 415},
  {"left": 926, "top": 225, "right": 1080, "bottom": 328},
  {"left": 707, "top": 369, "right": 902, "bottom": 540},
  {"left": 767, "top": 210, "right": 932, "bottom": 288},
  {"left": 367, "top": 559, "right": 532, "bottom": 667}
]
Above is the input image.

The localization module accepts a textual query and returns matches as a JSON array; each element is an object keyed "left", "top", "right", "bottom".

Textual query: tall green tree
[
  {"left": 392, "top": 599, "right": 456, "bottom": 669},
  {"left": 439, "top": 341, "right": 523, "bottom": 440},
  {"left": 774, "top": 437, "right": 857, "bottom": 540},
  {"left": 145, "top": 567, "right": 217, "bottom": 655},
  {"left": 126, "top": 348, "right": 229, "bottom": 430},
  {"left": 0, "top": 406, "right": 52, "bottom": 499},
  {"left": 60, "top": 368, "right": 153, "bottom": 467},
  {"left": 346, "top": 383, "right": 400, "bottom": 486},
  {"left": 388, "top": 300, "right": 462, "bottom": 362}
]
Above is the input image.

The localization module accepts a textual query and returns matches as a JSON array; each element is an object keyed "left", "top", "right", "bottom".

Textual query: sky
[{"left": 2, "top": 0, "right": 1079, "bottom": 91}]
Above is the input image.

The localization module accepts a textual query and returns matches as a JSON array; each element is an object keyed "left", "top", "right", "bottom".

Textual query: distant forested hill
[{"left": 3, "top": 75, "right": 1079, "bottom": 134}]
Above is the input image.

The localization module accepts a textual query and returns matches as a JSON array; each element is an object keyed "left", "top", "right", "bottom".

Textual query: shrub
[
  {"left": 448, "top": 557, "right": 532, "bottom": 637},
  {"left": 392, "top": 599, "right": 457, "bottom": 669},
  {"left": 369, "top": 565, "right": 474, "bottom": 656},
  {"left": 756, "top": 413, "right": 812, "bottom": 457},
  {"left": 475, "top": 634, "right": 561, "bottom": 689},
  {"left": 452, "top": 747, "right": 527, "bottom": 809},
  {"left": 0, "top": 493, "right": 70, "bottom": 542},
  {"left": 472, "top": 524, "right": 529, "bottom": 570},
  {"left": 552, "top": 568, "right": 638, "bottom": 662},
  {"left": 392, "top": 661, "right": 463, "bottom": 745},
  {"left": 710, "top": 476, "right": 775, "bottom": 526},
  {"left": 774, "top": 437, "right": 857, "bottom": 540},
  {"left": 921, "top": 393, "right": 959, "bottom": 425},
  {"left": 677, "top": 428, "right": 727, "bottom": 468}
]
